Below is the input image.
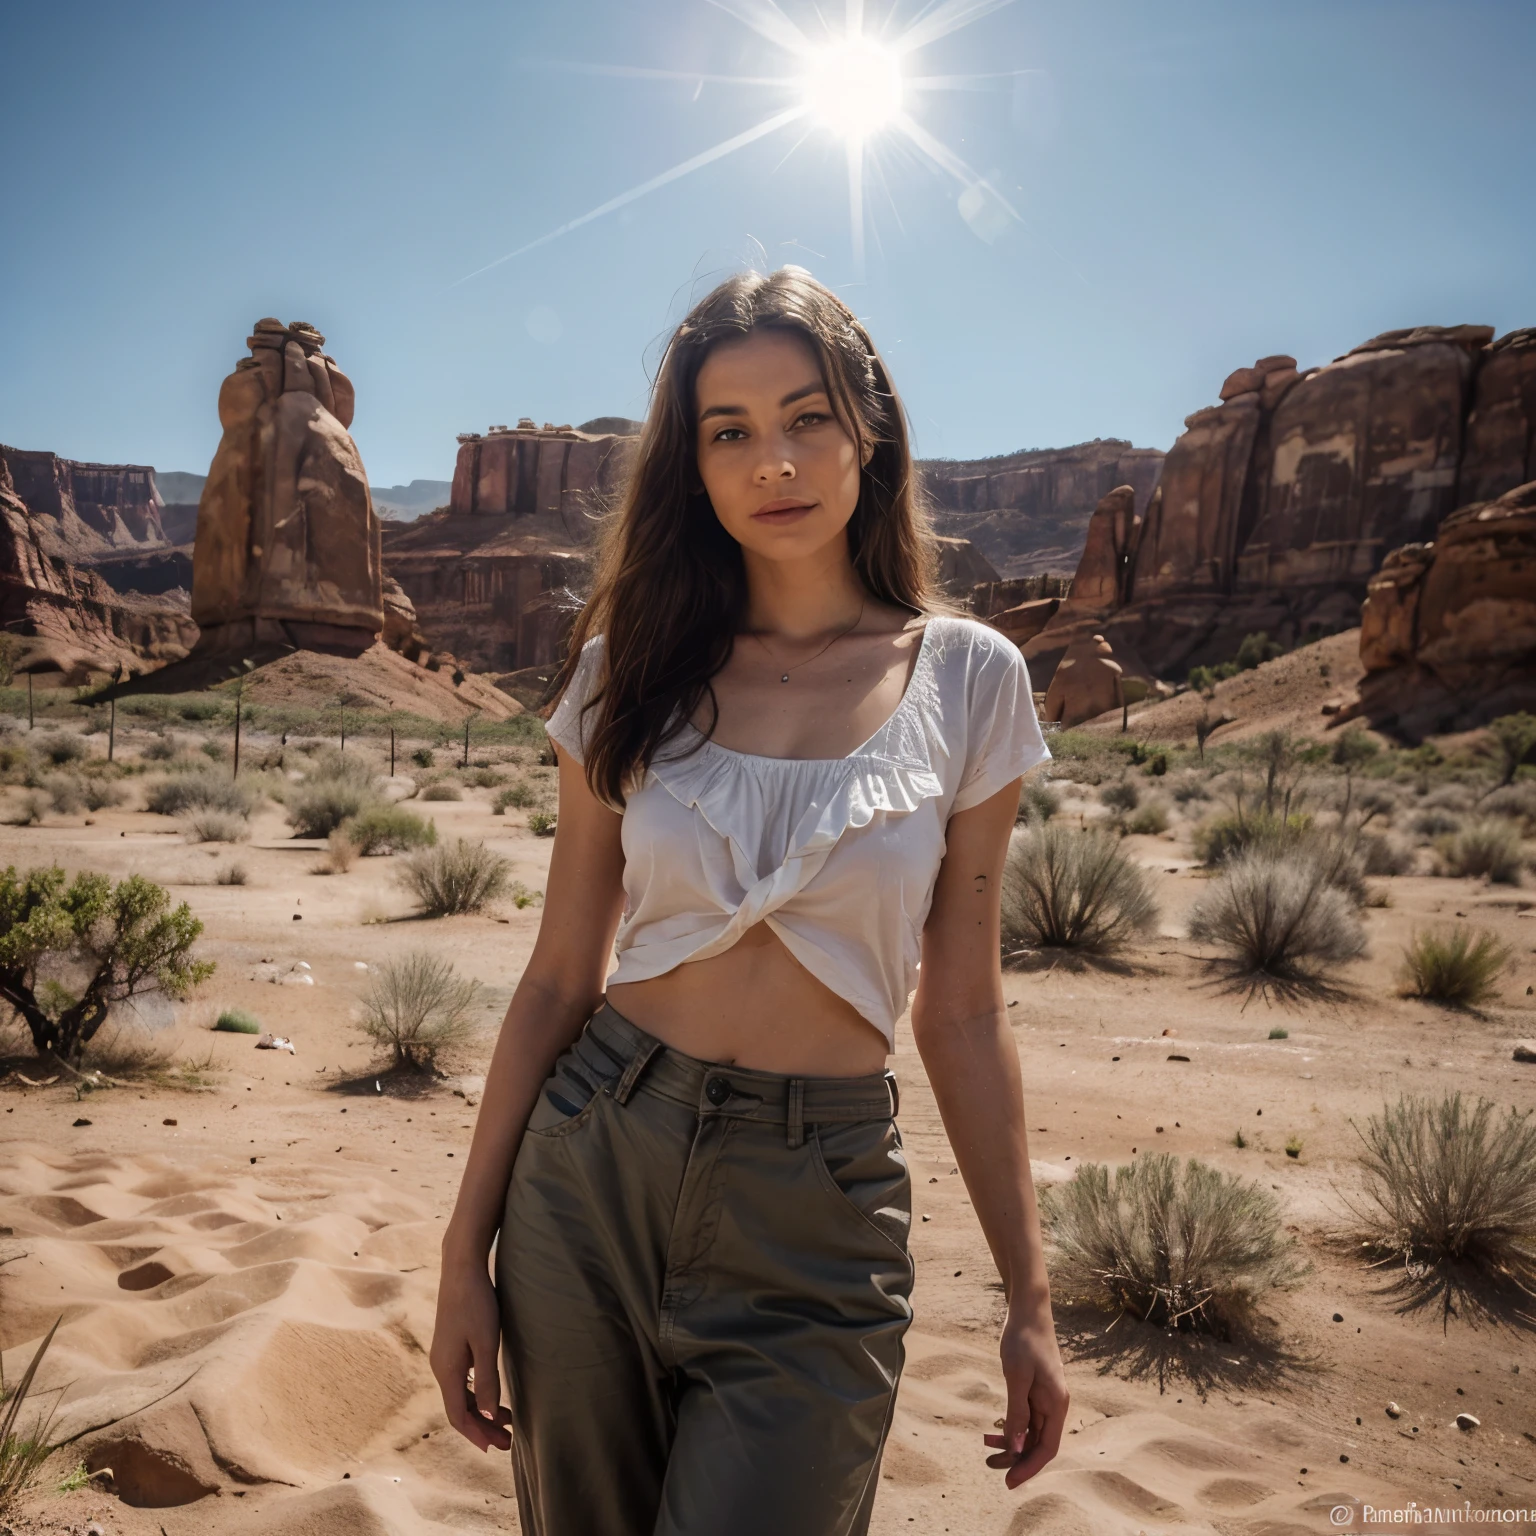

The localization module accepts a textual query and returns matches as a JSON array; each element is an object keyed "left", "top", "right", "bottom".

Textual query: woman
[{"left": 431, "top": 267, "right": 1067, "bottom": 1535}]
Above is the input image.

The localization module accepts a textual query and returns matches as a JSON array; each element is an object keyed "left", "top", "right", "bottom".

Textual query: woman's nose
[{"left": 753, "top": 451, "right": 795, "bottom": 483}]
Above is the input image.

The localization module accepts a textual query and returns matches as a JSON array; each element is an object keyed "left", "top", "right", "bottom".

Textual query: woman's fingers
[
  {"left": 470, "top": 1340, "right": 513, "bottom": 1452},
  {"left": 1004, "top": 1383, "right": 1068, "bottom": 1489}
]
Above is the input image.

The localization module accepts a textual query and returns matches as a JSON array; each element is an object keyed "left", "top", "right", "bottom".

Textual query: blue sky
[{"left": 2, "top": 0, "right": 1532, "bottom": 486}]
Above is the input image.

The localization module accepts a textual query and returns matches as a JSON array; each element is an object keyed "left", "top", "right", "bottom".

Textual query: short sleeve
[
  {"left": 544, "top": 634, "right": 606, "bottom": 764},
  {"left": 951, "top": 631, "right": 1050, "bottom": 814}
]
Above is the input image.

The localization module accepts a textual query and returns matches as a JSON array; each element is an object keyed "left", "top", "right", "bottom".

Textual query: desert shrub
[
  {"left": 81, "top": 778, "right": 126, "bottom": 812},
  {"left": 181, "top": 808, "right": 249, "bottom": 844},
  {"left": 6, "top": 792, "right": 48, "bottom": 827},
  {"left": 146, "top": 771, "right": 256, "bottom": 818},
  {"left": 1000, "top": 823, "right": 1158, "bottom": 957},
  {"left": 1437, "top": 818, "right": 1525, "bottom": 884},
  {"left": 493, "top": 780, "right": 538, "bottom": 814},
  {"left": 1480, "top": 780, "right": 1536, "bottom": 835},
  {"left": 286, "top": 757, "right": 379, "bottom": 837},
  {"left": 463, "top": 766, "right": 505, "bottom": 788},
  {"left": 420, "top": 782, "right": 462, "bottom": 802},
  {"left": 1234, "top": 632, "right": 1284, "bottom": 671},
  {"left": 344, "top": 804, "right": 437, "bottom": 855},
  {"left": 1170, "top": 772, "right": 1210, "bottom": 805},
  {"left": 411, "top": 747, "right": 434, "bottom": 768},
  {"left": 214, "top": 862, "right": 248, "bottom": 886},
  {"left": 1411, "top": 806, "right": 1462, "bottom": 840},
  {"left": 317, "top": 827, "right": 359, "bottom": 873},
  {"left": 1353, "top": 1092, "right": 1536, "bottom": 1303},
  {"left": 1192, "top": 809, "right": 1311, "bottom": 867},
  {"left": 527, "top": 810, "right": 557, "bottom": 837},
  {"left": 358, "top": 950, "right": 482, "bottom": 1069},
  {"left": 1359, "top": 830, "right": 1413, "bottom": 876},
  {"left": 142, "top": 735, "right": 178, "bottom": 762},
  {"left": 213, "top": 1008, "right": 262, "bottom": 1034},
  {"left": 37, "top": 732, "right": 87, "bottom": 766},
  {"left": 43, "top": 774, "right": 85, "bottom": 814},
  {"left": 1188, "top": 662, "right": 1238, "bottom": 694},
  {"left": 1488, "top": 712, "right": 1536, "bottom": 786},
  {"left": 1186, "top": 850, "right": 1366, "bottom": 996},
  {"left": 1352, "top": 783, "right": 1402, "bottom": 827},
  {"left": 1099, "top": 778, "right": 1139, "bottom": 814},
  {"left": 0, "top": 1321, "right": 61, "bottom": 1514},
  {"left": 1042, "top": 1154, "right": 1306, "bottom": 1336},
  {"left": 1299, "top": 827, "right": 1369, "bottom": 906},
  {"left": 1125, "top": 799, "right": 1170, "bottom": 836},
  {"left": 1421, "top": 783, "right": 1476, "bottom": 813},
  {"left": 1398, "top": 926, "right": 1511, "bottom": 1007},
  {"left": 398, "top": 837, "right": 512, "bottom": 916},
  {"left": 200, "top": 739, "right": 227, "bottom": 761}
]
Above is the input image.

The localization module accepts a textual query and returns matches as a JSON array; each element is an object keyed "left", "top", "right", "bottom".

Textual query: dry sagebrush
[
  {"left": 1398, "top": 926, "right": 1511, "bottom": 1008},
  {"left": 359, "top": 951, "right": 483, "bottom": 1070},
  {"left": 397, "top": 837, "right": 512, "bottom": 916},
  {"left": 1000, "top": 823, "right": 1158, "bottom": 957},
  {"left": 1043, "top": 1154, "right": 1307, "bottom": 1337}
]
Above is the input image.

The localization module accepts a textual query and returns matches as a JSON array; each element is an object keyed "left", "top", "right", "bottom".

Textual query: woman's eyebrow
[{"left": 698, "top": 381, "right": 829, "bottom": 424}]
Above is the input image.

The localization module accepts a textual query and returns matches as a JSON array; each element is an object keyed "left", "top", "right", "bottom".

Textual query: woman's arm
[
  {"left": 430, "top": 748, "right": 626, "bottom": 1450},
  {"left": 910, "top": 779, "right": 1068, "bottom": 1489}
]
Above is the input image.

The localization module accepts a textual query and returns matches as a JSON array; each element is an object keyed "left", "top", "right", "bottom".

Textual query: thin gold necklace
[{"left": 752, "top": 601, "right": 866, "bottom": 683}]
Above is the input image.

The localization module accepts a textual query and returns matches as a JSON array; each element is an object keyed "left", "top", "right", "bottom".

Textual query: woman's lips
[{"left": 752, "top": 499, "right": 817, "bottom": 523}]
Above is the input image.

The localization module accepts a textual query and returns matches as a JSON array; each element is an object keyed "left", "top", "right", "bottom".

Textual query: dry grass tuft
[
  {"left": 1000, "top": 823, "right": 1158, "bottom": 957},
  {"left": 358, "top": 950, "right": 482, "bottom": 1070},
  {"left": 1186, "top": 850, "right": 1365, "bottom": 999},
  {"left": 1437, "top": 818, "right": 1525, "bottom": 885},
  {"left": 397, "top": 837, "right": 512, "bottom": 916},
  {"left": 181, "top": 808, "right": 250, "bottom": 844},
  {"left": 1352, "top": 1092, "right": 1536, "bottom": 1317},
  {"left": 1398, "top": 926, "right": 1511, "bottom": 1008},
  {"left": 1043, "top": 1154, "right": 1307, "bottom": 1338},
  {"left": 0, "top": 1319, "right": 61, "bottom": 1516}
]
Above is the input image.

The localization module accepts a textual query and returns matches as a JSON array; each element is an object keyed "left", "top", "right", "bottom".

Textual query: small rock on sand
[{"left": 1513, "top": 1041, "right": 1536, "bottom": 1064}]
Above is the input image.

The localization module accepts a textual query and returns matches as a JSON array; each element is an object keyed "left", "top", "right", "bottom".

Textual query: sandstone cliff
[
  {"left": 920, "top": 439, "right": 1165, "bottom": 580},
  {"left": 1025, "top": 325, "right": 1534, "bottom": 687},
  {"left": 0, "top": 447, "right": 168, "bottom": 557}
]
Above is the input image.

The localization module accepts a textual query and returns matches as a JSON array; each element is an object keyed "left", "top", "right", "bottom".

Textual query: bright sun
[{"left": 801, "top": 36, "right": 903, "bottom": 139}]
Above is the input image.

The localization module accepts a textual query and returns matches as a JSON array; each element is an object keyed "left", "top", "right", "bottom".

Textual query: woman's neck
[{"left": 740, "top": 539, "right": 867, "bottom": 643}]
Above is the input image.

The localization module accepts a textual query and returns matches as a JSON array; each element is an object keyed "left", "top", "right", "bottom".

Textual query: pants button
[{"left": 704, "top": 1076, "right": 731, "bottom": 1106}]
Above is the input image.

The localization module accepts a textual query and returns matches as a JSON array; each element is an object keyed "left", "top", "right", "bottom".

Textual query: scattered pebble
[
  {"left": 163, "top": 1118, "right": 177, "bottom": 1127},
  {"left": 73, "top": 1117, "right": 92, "bottom": 1127},
  {"left": 1386, "top": 1402, "right": 1402, "bottom": 1418},
  {"left": 1332, "top": 1313, "right": 1344, "bottom": 1322},
  {"left": 1456, "top": 1413, "right": 1480, "bottom": 1431}
]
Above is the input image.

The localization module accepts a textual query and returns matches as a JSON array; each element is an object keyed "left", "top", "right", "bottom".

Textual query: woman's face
[{"left": 694, "top": 328, "right": 864, "bottom": 565}]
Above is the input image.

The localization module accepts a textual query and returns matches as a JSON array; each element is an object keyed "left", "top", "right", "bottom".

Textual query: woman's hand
[
  {"left": 430, "top": 1248, "right": 513, "bottom": 1453},
  {"left": 984, "top": 1296, "right": 1069, "bottom": 1488}
]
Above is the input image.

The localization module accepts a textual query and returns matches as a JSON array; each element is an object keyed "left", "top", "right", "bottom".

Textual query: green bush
[
  {"left": 1437, "top": 818, "right": 1525, "bottom": 884},
  {"left": 358, "top": 950, "right": 482, "bottom": 1070},
  {"left": 463, "top": 766, "right": 505, "bottom": 788},
  {"left": 1399, "top": 926, "right": 1511, "bottom": 1007},
  {"left": 397, "top": 838, "right": 512, "bottom": 916},
  {"left": 527, "top": 810, "right": 557, "bottom": 837},
  {"left": 411, "top": 747, "right": 435, "bottom": 768},
  {"left": 1000, "top": 823, "right": 1158, "bottom": 956},
  {"left": 421, "top": 782, "right": 462, "bottom": 802},
  {"left": 1187, "top": 850, "right": 1366, "bottom": 996},
  {"left": 37, "top": 732, "right": 87, "bottom": 766},
  {"left": 493, "top": 780, "right": 538, "bottom": 814},
  {"left": 1042, "top": 1154, "right": 1306, "bottom": 1336},
  {"left": 1192, "top": 810, "right": 1311, "bottom": 867},
  {"left": 344, "top": 803, "right": 438, "bottom": 855},
  {"left": 1235, "top": 632, "right": 1284, "bottom": 671},
  {"left": 145, "top": 771, "right": 256, "bottom": 818},
  {"left": 286, "top": 753, "right": 380, "bottom": 838},
  {"left": 1017, "top": 777, "right": 1060, "bottom": 826},
  {"left": 214, "top": 1008, "right": 262, "bottom": 1034}
]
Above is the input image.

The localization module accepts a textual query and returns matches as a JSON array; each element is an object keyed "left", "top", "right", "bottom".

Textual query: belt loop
[
  {"left": 786, "top": 1079, "right": 805, "bottom": 1150},
  {"left": 887, "top": 1070, "right": 900, "bottom": 1119},
  {"left": 612, "top": 1037, "right": 662, "bottom": 1106}
]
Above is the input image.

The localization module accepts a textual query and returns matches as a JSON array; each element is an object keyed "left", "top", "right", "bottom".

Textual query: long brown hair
[{"left": 551, "top": 266, "right": 937, "bottom": 807}]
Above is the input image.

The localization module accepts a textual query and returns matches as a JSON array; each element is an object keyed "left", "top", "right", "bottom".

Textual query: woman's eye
[
  {"left": 794, "top": 411, "right": 829, "bottom": 428},
  {"left": 712, "top": 426, "right": 746, "bottom": 442}
]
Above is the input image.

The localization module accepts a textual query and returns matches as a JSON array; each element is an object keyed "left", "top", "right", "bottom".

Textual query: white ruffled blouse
[{"left": 546, "top": 615, "right": 1049, "bottom": 1049}]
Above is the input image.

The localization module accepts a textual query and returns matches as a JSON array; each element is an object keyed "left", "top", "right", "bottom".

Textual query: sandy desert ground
[{"left": 2, "top": 687, "right": 1535, "bottom": 1535}]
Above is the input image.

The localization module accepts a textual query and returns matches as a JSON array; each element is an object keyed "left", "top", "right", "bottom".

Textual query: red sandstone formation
[
  {"left": 922, "top": 440, "right": 1165, "bottom": 580},
  {"left": 1, "top": 448, "right": 168, "bottom": 557},
  {"left": 1042, "top": 634, "right": 1124, "bottom": 728},
  {"left": 1350, "top": 480, "right": 1536, "bottom": 736},
  {"left": 191, "top": 319, "right": 383, "bottom": 655},
  {"left": 1026, "top": 325, "right": 1528, "bottom": 686},
  {"left": 0, "top": 447, "right": 194, "bottom": 676}
]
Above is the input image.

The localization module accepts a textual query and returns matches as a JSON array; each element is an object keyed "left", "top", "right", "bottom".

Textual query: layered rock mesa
[
  {"left": 383, "top": 420, "right": 636, "bottom": 674},
  {"left": 1352, "top": 478, "right": 1536, "bottom": 736},
  {"left": 1023, "top": 325, "right": 1536, "bottom": 685},
  {"left": 922, "top": 440, "right": 1165, "bottom": 580},
  {"left": 191, "top": 318, "right": 384, "bottom": 655},
  {"left": 0, "top": 448, "right": 168, "bottom": 556},
  {"left": 0, "top": 445, "right": 195, "bottom": 675}
]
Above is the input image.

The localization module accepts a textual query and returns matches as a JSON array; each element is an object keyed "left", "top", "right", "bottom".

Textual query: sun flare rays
[{"left": 456, "top": 0, "right": 1024, "bottom": 285}]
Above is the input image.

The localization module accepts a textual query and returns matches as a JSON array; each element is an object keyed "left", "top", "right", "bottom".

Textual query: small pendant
[{"left": 780, "top": 674, "right": 789, "bottom": 683}]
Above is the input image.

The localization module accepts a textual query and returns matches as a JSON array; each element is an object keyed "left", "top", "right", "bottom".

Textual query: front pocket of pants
[
  {"left": 811, "top": 1119, "right": 912, "bottom": 1261},
  {"left": 524, "top": 1037, "right": 619, "bottom": 1137}
]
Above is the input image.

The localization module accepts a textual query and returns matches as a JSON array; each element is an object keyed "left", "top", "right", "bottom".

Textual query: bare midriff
[{"left": 605, "top": 921, "right": 890, "bottom": 1077}]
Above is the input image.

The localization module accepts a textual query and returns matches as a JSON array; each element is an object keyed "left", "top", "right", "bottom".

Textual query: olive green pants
[{"left": 496, "top": 1002, "right": 914, "bottom": 1536}]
